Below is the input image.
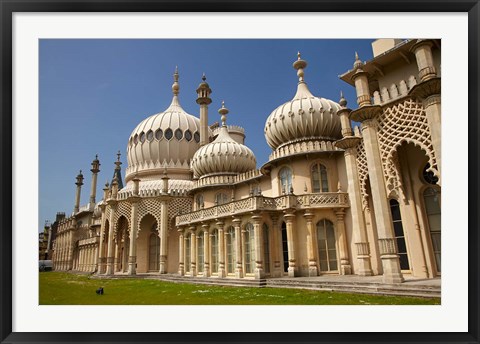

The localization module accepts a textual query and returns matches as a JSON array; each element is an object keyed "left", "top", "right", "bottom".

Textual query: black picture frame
[{"left": 1, "top": 1, "right": 479, "bottom": 343}]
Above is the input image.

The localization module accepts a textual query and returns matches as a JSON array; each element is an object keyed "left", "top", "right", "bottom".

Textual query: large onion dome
[
  {"left": 191, "top": 102, "right": 256, "bottom": 178},
  {"left": 125, "top": 68, "right": 201, "bottom": 182},
  {"left": 264, "top": 53, "right": 342, "bottom": 150}
]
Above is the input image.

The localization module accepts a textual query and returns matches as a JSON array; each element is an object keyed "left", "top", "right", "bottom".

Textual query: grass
[{"left": 39, "top": 272, "right": 440, "bottom": 305}]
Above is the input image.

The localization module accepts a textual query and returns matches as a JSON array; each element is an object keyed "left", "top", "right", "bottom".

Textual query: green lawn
[{"left": 39, "top": 272, "right": 439, "bottom": 305}]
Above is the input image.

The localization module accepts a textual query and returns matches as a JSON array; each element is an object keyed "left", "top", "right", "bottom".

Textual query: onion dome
[
  {"left": 264, "top": 52, "right": 342, "bottom": 150},
  {"left": 125, "top": 67, "right": 201, "bottom": 182},
  {"left": 191, "top": 102, "right": 256, "bottom": 178}
]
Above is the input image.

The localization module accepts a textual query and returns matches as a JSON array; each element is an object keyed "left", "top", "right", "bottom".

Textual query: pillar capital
[
  {"left": 215, "top": 220, "right": 225, "bottom": 229},
  {"left": 251, "top": 212, "right": 262, "bottom": 224},
  {"left": 303, "top": 211, "right": 314, "bottom": 221},
  {"left": 408, "top": 77, "right": 441, "bottom": 102},
  {"left": 283, "top": 210, "right": 296, "bottom": 222},
  {"left": 232, "top": 217, "right": 242, "bottom": 226},
  {"left": 350, "top": 105, "right": 382, "bottom": 123},
  {"left": 334, "top": 136, "right": 361, "bottom": 150}
]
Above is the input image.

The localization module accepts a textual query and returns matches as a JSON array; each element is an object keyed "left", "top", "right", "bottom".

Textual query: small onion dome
[
  {"left": 191, "top": 102, "right": 256, "bottom": 178},
  {"left": 126, "top": 67, "right": 202, "bottom": 182},
  {"left": 264, "top": 52, "right": 342, "bottom": 150},
  {"left": 353, "top": 51, "right": 363, "bottom": 70}
]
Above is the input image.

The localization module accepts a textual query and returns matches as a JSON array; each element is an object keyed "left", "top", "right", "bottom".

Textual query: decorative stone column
[
  {"left": 252, "top": 214, "right": 264, "bottom": 279},
  {"left": 334, "top": 136, "right": 373, "bottom": 276},
  {"left": 284, "top": 210, "right": 297, "bottom": 277},
  {"left": 350, "top": 56, "right": 403, "bottom": 284},
  {"left": 232, "top": 217, "right": 243, "bottom": 278},
  {"left": 335, "top": 208, "right": 351, "bottom": 275},
  {"left": 203, "top": 225, "right": 210, "bottom": 277},
  {"left": 97, "top": 183, "right": 109, "bottom": 275},
  {"left": 67, "top": 230, "right": 74, "bottom": 270},
  {"left": 159, "top": 199, "right": 169, "bottom": 274},
  {"left": 354, "top": 117, "right": 403, "bottom": 283},
  {"left": 178, "top": 228, "right": 185, "bottom": 276},
  {"left": 303, "top": 212, "right": 318, "bottom": 276},
  {"left": 127, "top": 182, "right": 140, "bottom": 275},
  {"left": 190, "top": 230, "right": 197, "bottom": 277},
  {"left": 217, "top": 221, "right": 226, "bottom": 278},
  {"left": 409, "top": 41, "right": 441, "bottom": 178},
  {"left": 114, "top": 235, "right": 120, "bottom": 272},
  {"left": 270, "top": 215, "right": 282, "bottom": 277},
  {"left": 105, "top": 199, "right": 117, "bottom": 275}
]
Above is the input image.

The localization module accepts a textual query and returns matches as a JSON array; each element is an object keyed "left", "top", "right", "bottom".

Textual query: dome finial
[
  {"left": 202, "top": 73, "right": 206, "bottom": 82},
  {"left": 293, "top": 52, "right": 307, "bottom": 83},
  {"left": 172, "top": 66, "right": 180, "bottom": 96},
  {"left": 339, "top": 90, "right": 347, "bottom": 107},
  {"left": 218, "top": 101, "right": 229, "bottom": 127}
]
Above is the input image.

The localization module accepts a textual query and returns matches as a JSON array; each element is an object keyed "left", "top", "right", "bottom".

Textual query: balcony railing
[{"left": 176, "top": 192, "right": 349, "bottom": 227}]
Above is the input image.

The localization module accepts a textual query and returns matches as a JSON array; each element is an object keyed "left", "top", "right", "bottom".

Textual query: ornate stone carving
[{"left": 378, "top": 238, "right": 398, "bottom": 255}]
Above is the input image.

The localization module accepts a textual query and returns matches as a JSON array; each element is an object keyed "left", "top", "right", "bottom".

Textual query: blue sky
[{"left": 39, "top": 39, "right": 374, "bottom": 231}]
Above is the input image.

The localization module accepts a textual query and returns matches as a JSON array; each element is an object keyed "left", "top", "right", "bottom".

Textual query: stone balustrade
[
  {"left": 176, "top": 192, "right": 349, "bottom": 226},
  {"left": 269, "top": 139, "right": 340, "bottom": 162},
  {"left": 78, "top": 236, "right": 99, "bottom": 246}
]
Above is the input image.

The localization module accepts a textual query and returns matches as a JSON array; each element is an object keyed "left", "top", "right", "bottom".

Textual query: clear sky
[{"left": 39, "top": 39, "right": 374, "bottom": 231}]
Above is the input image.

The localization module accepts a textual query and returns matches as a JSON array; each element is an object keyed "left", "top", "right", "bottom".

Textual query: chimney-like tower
[
  {"left": 89, "top": 154, "right": 101, "bottom": 209},
  {"left": 74, "top": 170, "right": 84, "bottom": 213},
  {"left": 196, "top": 73, "right": 212, "bottom": 146}
]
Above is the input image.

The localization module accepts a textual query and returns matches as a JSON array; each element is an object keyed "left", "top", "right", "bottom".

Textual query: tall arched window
[
  {"left": 195, "top": 194, "right": 204, "bottom": 210},
  {"left": 281, "top": 222, "right": 289, "bottom": 273},
  {"left": 211, "top": 229, "right": 219, "bottom": 273},
  {"left": 311, "top": 163, "right": 329, "bottom": 192},
  {"left": 423, "top": 187, "right": 441, "bottom": 272},
  {"left": 390, "top": 199, "right": 410, "bottom": 270},
  {"left": 278, "top": 167, "right": 292, "bottom": 194},
  {"left": 226, "top": 226, "right": 236, "bottom": 274},
  {"left": 316, "top": 219, "right": 337, "bottom": 272},
  {"left": 185, "top": 234, "right": 191, "bottom": 273},
  {"left": 148, "top": 233, "right": 160, "bottom": 271},
  {"left": 244, "top": 223, "right": 255, "bottom": 274},
  {"left": 262, "top": 223, "right": 270, "bottom": 274},
  {"left": 197, "top": 233, "right": 204, "bottom": 273},
  {"left": 215, "top": 193, "right": 229, "bottom": 205}
]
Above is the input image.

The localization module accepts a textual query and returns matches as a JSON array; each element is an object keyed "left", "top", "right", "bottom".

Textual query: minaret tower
[
  {"left": 89, "top": 154, "right": 101, "bottom": 209},
  {"left": 73, "top": 170, "right": 84, "bottom": 214},
  {"left": 196, "top": 73, "right": 212, "bottom": 146}
]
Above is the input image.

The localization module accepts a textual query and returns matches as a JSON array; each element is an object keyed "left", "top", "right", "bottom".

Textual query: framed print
[{"left": 1, "top": 1, "right": 479, "bottom": 344}]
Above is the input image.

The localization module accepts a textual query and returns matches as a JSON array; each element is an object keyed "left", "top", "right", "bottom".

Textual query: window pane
[
  {"left": 399, "top": 254, "right": 409, "bottom": 270},
  {"left": 393, "top": 221, "right": 404, "bottom": 237},
  {"left": 396, "top": 238, "right": 407, "bottom": 253}
]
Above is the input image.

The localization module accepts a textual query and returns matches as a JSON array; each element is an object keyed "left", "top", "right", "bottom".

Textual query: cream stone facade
[{"left": 51, "top": 39, "right": 441, "bottom": 284}]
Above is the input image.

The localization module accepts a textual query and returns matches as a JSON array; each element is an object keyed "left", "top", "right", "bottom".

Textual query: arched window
[
  {"left": 263, "top": 223, "right": 270, "bottom": 274},
  {"left": 311, "top": 163, "right": 329, "bottom": 192},
  {"left": 278, "top": 167, "right": 292, "bottom": 194},
  {"left": 185, "top": 234, "right": 191, "bottom": 273},
  {"left": 316, "top": 219, "right": 337, "bottom": 272},
  {"left": 211, "top": 229, "right": 219, "bottom": 273},
  {"left": 226, "top": 226, "right": 236, "bottom": 274},
  {"left": 197, "top": 233, "right": 204, "bottom": 273},
  {"left": 215, "top": 193, "right": 228, "bottom": 205},
  {"left": 244, "top": 223, "right": 255, "bottom": 274},
  {"left": 196, "top": 194, "right": 204, "bottom": 210},
  {"left": 423, "top": 187, "right": 441, "bottom": 272},
  {"left": 390, "top": 199, "right": 410, "bottom": 270},
  {"left": 148, "top": 233, "right": 160, "bottom": 271}
]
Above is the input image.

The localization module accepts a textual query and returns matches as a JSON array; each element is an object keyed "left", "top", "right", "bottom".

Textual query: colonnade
[{"left": 177, "top": 210, "right": 351, "bottom": 279}]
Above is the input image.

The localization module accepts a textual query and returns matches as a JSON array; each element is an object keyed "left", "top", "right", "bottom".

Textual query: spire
[
  {"left": 172, "top": 66, "right": 180, "bottom": 96},
  {"left": 292, "top": 52, "right": 314, "bottom": 100},
  {"left": 354, "top": 51, "right": 363, "bottom": 70},
  {"left": 111, "top": 151, "right": 124, "bottom": 189},
  {"left": 218, "top": 101, "right": 229, "bottom": 127},
  {"left": 339, "top": 91, "right": 347, "bottom": 107}
]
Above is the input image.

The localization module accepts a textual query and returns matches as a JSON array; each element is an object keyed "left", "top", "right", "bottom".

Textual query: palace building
[{"left": 51, "top": 39, "right": 441, "bottom": 284}]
